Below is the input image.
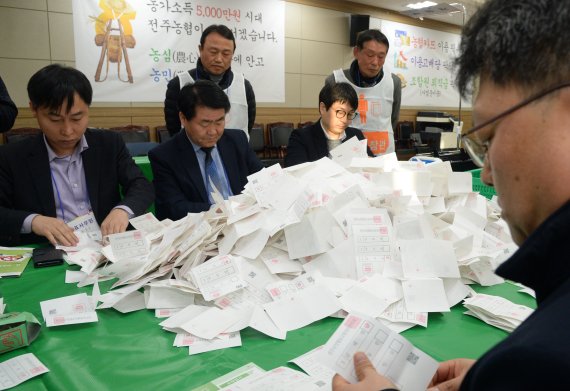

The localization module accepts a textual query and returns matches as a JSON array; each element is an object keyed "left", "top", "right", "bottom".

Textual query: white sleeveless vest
[
  {"left": 179, "top": 71, "right": 249, "bottom": 138},
  {"left": 333, "top": 69, "right": 395, "bottom": 155}
]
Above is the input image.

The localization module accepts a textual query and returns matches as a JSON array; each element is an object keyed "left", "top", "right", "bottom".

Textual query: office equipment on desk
[
  {"left": 420, "top": 131, "right": 442, "bottom": 152},
  {"left": 416, "top": 111, "right": 455, "bottom": 132}
]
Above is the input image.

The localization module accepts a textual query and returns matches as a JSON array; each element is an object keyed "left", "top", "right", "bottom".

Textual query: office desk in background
[{"left": 1, "top": 261, "right": 535, "bottom": 390}]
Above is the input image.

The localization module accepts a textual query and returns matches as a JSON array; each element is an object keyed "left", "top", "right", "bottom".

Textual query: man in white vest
[
  {"left": 325, "top": 29, "right": 402, "bottom": 156},
  {"left": 164, "top": 24, "right": 256, "bottom": 138}
]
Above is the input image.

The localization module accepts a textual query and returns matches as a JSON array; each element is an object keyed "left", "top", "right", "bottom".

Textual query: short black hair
[
  {"left": 356, "top": 29, "right": 389, "bottom": 51},
  {"left": 200, "top": 24, "right": 236, "bottom": 51},
  {"left": 456, "top": 0, "right": 570, "bottom": 98},
  {"left": 178, "top": 79, "right": 231, "bottom": 120},
  {"left": 319, "top": 82, "right": 358, "bottom": 111},
  {"left": 27, "top": 64, "right": 92, "bottom": 112}
]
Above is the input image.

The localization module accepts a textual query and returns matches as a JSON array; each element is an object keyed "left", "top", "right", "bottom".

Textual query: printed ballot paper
[
  {"left": 319, "top": 313, "right": 438, "bottom": 391},
  {"left": 40, "top": 293, "right": 98, "bottom": 327},
  {"left": 0, "top": 353, "right": 49, "bottom": 390}
]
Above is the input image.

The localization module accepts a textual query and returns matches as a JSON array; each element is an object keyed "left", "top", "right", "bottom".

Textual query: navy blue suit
[
  {"left": 284, "top": 121, "right": 374, "bottom": 167},
  {"left": 460, "top": 201, "right": 570, "bottom": 390},
  {"left": 148, "top": 129, "right": 263, "bottom": 220}
]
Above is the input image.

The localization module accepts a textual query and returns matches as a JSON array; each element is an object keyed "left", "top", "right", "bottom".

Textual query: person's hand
[
  {"left": 101, "top": 208, "right": 129, "bottom": 237},
  {"left": 427, "top": 358, "right": 475, "bottom": 391},
  {"left": 31, "top": 215, "right": 79, "bottom": 247},
  {"left": 332, "top": 352, "right": 397, "bottom": 391}
]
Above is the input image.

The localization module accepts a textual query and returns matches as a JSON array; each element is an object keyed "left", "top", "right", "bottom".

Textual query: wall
[{"left": 0, "top": 0, "right": 472, "bottom": 141}]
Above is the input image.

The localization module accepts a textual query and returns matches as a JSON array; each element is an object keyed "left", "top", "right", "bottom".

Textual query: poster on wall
[
  {"left": 371, "top": 18, "right": 470, "bottom": 108},
  {"left": 71, "top": 0, "right": 285, "bottom": 102}
]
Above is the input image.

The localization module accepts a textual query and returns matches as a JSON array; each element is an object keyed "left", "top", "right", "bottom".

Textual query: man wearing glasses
[
  {"left": 325, "top": 29, "right": 402, "bottom": 156},
  {"left": 284, "top": 82, "right": 374, "bottom": 167},
  {"left": 332, "top": 0, "right": 570, "bottom": 390},
  {"left": 150, "top": 80, "right": 262, "bottom": 221}
]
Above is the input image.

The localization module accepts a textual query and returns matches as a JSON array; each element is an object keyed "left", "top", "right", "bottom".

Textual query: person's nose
[
  {"left": 61, "top": 119, "right": 74, "bottom": 136},
  {"left": 481, "top": 157, "right": 494, "bottom": 187}
]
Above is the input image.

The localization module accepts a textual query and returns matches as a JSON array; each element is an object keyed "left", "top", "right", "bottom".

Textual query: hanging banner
[
  {"left": 371, "top": 18, "right": 470, "bottom": 108},
  {"left": 72, "top": 0, "right": 285, "bottom": 102}
]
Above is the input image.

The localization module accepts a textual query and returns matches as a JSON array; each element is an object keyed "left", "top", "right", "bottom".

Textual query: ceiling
[{"left": 349, "top": 0, "right": 487, "bottom": 26}]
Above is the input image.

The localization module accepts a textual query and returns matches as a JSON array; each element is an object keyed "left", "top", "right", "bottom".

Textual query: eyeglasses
[
  {"left": 462, "top": 82, "right": 570, "bottom": 167},
  {"left": 335, "top": 110, "right": 358, "bottom": 120}
]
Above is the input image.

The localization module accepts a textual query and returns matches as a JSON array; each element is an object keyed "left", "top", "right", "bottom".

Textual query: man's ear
[
  {"left": 179, "top": 112, "right": 186, "bottom": 127},
  {"left": 29, "top": 102, "right": 37, "bottom": 117},
  {"left": 319, "top": 102, "right": 326, "bottom": 116},
  {"left": 353, "top": 46, "right": 359, "bottom": 58}
]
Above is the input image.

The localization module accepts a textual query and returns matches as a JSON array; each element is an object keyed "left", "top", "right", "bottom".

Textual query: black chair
[
  {"left": 110, "top": 125, "right": 150, "bottom": 143},
  {"left": 155, "top": 125, "right": 171, "bottom": 143},
  {"left": 4, "top": 128, "right": 42, "bottom": 144},
  {"left": 126, "top": 142, "right": 159, "bottom": 156},
  {"left": 297, "top": 121, "right": 314, "bottom": 128},
  {"left": 267, "top": 122, "right": 294, "bottom": 162},
  {"left": 249, "top": 123, "right": 265, "bottom": 151}
]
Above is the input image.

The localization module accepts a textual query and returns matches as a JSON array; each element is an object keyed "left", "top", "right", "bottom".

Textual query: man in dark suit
[
  {"left": 0, "top": 64, "right": 154, "bottom": 247},
  {"left": 150, "top": 80, "right": 263, "bottom": 221},
  {"left": 284, "top": 82, "right": 374, "bottom": 167},
  {"left": 0, "top": 76, "right": 18, "bottom": 132}
]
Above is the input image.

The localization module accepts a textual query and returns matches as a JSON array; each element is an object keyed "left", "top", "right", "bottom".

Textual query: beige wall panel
[
  {"left": 0, "top": 8, "right": 50, "bottom": 59},
  {"left": 300, "top": 5, "right": 348, "bottom": 45},
  {"left": 258, "top": 73, "right": 300, "bottom": 108},
  {"left": 285, "top": 38, "right": 301, "bottom": 74},
  {"left": 285, "top": 2, "right": 302, "bottom": 39},
  {"left": 49, "top": 12, "right": 74, "bottom": 61},
  {"left": 300, "top": 74, "right": 325, "bottom": 108},
  {"left": 301, "top": 40, "right": 342, "bottom": 76},
  {"left": 0, "top": 59, "right": 51, "bottom": 106},
  {"left": 47, "top": 0, "right": 72, "bottom": 13},
  {"left": 131, "top": 102, "right": 164, "bottom": 108},
  {"left": 88, "top": 116, "right": 133, "bottom": 128},
  {"left": 0, "top": 1, "right": 46, "bottom": 11}
]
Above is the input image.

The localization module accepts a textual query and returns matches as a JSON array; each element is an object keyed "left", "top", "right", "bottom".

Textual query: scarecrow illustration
[{"left": 92, "top": 0, "right": 136, "bottom": 83}]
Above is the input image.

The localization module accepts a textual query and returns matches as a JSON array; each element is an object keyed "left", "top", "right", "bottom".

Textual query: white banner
[
  {"left": 72, "top": 0, "right": 285, "bottom": 102},
  {"left": 371, "top": 18, "right": 470, "bottom": 108}
]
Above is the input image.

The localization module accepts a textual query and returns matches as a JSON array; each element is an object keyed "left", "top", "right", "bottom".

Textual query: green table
[
  {"left": 1, "top": 261, "right": 535, "bottom": 390},
  {"left": 133, "top": 156, "right": 152, "bottom": 182}
]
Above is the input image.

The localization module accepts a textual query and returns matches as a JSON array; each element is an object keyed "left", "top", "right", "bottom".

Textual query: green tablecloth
[
  {"left": 133, "top": 156, "right": 152, "bottom": 182},
  {"left": 1, "top": 261, "right": 535, "bottom": 390}
]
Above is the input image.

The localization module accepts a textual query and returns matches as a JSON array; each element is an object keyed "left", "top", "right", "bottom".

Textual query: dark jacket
[
  {"left": 148, "top": 129, "right": 263, "bottom": 220},
  {"left": 0, "top": 76, "right": 18, "bottom": 133},
  {"left": 284, "top": 121, "right": 374, "bottom": 167},
  {"left": 163, "top": 59, "right": 256, "bottom": 135},
  {"left": 0, "top": 129, "right": 154, "bottom": 245},
  {"left": 460, "top": 201, "right": 570, "bottom": 390}
]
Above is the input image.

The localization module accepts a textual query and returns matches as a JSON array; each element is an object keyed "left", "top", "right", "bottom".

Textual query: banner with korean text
[
  {"left": 72, "top": 0, "right": 285, "bottom": 102},
  {"left": 371, "top": 18, "right": 470, "bottom": 108}
]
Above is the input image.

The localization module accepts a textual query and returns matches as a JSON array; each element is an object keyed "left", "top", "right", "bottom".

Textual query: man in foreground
[
  {"left": 334, "top": 0, "right": 570, "bottom": 389},
  {"left": 0, "top": 64, "right": 154, "bottom": 246},
  {"left": 150, "top": 80, "right": 262, "bottom": 220}
]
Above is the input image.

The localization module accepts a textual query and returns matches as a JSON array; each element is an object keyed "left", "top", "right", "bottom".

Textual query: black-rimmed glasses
[
  {"left": 335, "top": 110, "right": 358, "bottom": 120},
  {"left": 462, "top": 82, "right": 570, "bottom": 167}
]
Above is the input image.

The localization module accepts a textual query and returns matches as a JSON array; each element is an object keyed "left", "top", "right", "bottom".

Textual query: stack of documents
[
  {"left": 463, "top": 293, "right": 533, "bottom": 332},
  {"left": 50, "top": 152, "right": 519, "bottom": 356}
]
